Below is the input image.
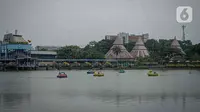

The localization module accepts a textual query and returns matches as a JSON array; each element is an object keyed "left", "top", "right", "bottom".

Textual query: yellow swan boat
[
  {"left": 147, "top": 70, "right": 159, "bottom": 76},
  {"left": 93, "top": 71, "right": 104, "bottom": 77}
]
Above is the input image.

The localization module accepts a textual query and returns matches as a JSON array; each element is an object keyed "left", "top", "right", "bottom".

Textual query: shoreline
[{"left": 0, "top": 67, "right": 199, "bottom": 72}]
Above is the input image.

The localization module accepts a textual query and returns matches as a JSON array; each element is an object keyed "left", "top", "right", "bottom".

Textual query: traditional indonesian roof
[
  {"left": 171, "top": 37, "right": 180, "bottom": 48},
  {"left": 130, "top": 37, "right": 149, "bottom": 58},
  {"left": 171, "top": 37, "right": 185, "bottom": 55},
  {"left": 113, "top": 36, "right": 123, "bottom": 45},
  {"left": 105, "top": 36, "right": 132, "bottom": 59}
]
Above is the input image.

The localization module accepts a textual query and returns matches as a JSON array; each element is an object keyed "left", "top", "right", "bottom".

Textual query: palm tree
[{"left": 112, "top": 46, "right": 122, "bottom": 67}]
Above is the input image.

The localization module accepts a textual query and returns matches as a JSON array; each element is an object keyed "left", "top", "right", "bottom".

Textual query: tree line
[{"left": 55, "top": 39, "right": 200, "bottom": 61}]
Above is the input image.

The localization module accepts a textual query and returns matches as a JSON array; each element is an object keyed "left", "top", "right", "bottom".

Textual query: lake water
[{"left": 0, "top": 70, "right": 200, "bottom": 112}]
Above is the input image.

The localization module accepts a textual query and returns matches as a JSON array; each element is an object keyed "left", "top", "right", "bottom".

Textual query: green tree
[
  {"left": 124, "top": 42, "right": 135, "bottom": 52},
  {"left": 94, "top": 39, "right": 114, "bottom": 54},
  {"left": 145, "top": 39, "right": 160, "bottom": 61},
  {"left": 57, "top": 45, "right": 81, "bottom": 59},
  {"left": 84, "top": 50, "right": 104, "bottom": 59},
  {"left": 112, "top": 46, "right": 121, "bottom": 67},
  {"left": 145, "top": 39, "right": 160, "bottom": 52},
  {"left": 191, "top": 53, "right": 200, "bottom": 61},
  {"left": 112, "top": 46, "right": 121, "bottom": 58},
  {"left": 179, "top": 40, "right": 192, "bottom": 51},
  {"left": 39, "top": 48, "right": 48, "bottom": 51},
  {"left": 56, "top": 37, "right": 200, "bottom": 61}
]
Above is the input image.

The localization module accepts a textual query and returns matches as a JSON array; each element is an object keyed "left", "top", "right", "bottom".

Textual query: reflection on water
[
  {"left": 1, "top": 92, "right": 199, "bottom": 111},
  {"left": 0, "top": 70, "right": 200, "bottom": 112},
  {"left": 86, "top": 90, "right": 200, "bottom": 109},
  {"left": 0, "top": 93, "right": 30, "bottom": 112}
]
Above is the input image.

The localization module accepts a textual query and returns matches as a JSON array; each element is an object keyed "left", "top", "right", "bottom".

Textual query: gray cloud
[{"left": 0, "top": 0, "right": 199, "bottom": 47}]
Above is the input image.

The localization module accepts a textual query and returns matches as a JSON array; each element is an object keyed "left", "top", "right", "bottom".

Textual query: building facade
[
  {"left": 129, "top": 33, "right": 149, "bottom": 43},
  {"left": 35, "top": 46, "right": 62, "bottom": 51},
  {"left": 105, "top": 35, "right": 118, "bottom": 40},
  {"left": 0, "top": 30, "right": 59, "bottom": 69},
  {"left": 31, "top": 51, "right": 57, "bottom": 59},
  {"left": 0, "top": 44, "right": 32, "bottom": 59},
  {"left": 117, "top": 32, "right": 129, "bottom": 44},
  {"left": 105, "top": 32, "right": 149, "bottom": 44},
  {"left": 0, "top": 30, "right": 37, "bottom": 68},
  {"left": 0, "top": 31, "right": 32, "bottom": 59}
]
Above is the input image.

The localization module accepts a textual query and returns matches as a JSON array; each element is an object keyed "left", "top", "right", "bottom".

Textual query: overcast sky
[{"left": 0, "top": 0, "right": 199, "bottom": 47}]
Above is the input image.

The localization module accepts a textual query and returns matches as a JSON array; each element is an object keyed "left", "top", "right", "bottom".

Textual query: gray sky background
[{"left": 0, "top": 0, "right": 199, "bottom": 47}]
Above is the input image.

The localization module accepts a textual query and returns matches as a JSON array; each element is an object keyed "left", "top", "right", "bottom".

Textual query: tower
[{"left": 182, "top": 25, "right": 186, "bottom": 41}]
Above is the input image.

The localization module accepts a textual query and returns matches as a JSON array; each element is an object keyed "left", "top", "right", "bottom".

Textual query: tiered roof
[
  {"left": 171, "top": 37, "right": 185, "bottom": 55},
  {"left": 105, "top": 36, "right": 132, "bottom": 59},
  {"left": 130, "top": 37, "right": 149, "bottom": 58}
]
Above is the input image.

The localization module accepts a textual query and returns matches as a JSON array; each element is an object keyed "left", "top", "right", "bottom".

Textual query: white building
[
  {"left": 105, "top": 32, "right": 149, "bottom": 44},
  {"left": 117, "top": 32, "right": 129, "bottom": 44}
]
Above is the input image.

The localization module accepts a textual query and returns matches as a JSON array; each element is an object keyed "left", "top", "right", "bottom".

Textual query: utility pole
[{"left": 182, "top": 25, "right": 186, "bottom": 41}]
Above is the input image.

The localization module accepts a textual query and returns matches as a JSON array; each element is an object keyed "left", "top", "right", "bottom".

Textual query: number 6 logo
[{"left": 176, "top": 6, "right": 193, "bottom": 23}]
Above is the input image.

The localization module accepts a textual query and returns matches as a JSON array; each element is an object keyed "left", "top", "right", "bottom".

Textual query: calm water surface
[{"left": 0, "top": 70, "right": 200, "bottom": 112}]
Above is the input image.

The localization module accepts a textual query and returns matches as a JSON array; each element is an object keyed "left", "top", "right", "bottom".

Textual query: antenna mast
[{"left": 182, "top": 25, "right": 186, "bottom": 41}]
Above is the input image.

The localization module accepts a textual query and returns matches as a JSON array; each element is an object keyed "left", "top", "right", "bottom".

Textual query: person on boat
[
  {"left": 99, "top": 71, "right": 103, "bottom": 75},
  {"left": 59, "top": 72, "right": 66, "bottom": 75}
]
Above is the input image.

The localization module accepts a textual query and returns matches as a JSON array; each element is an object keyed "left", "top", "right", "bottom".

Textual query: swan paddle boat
[
  {"left": 57, "top": 72, "right": 67, "bottom": 78},
  {"left": 87, "top": 70, "right": 95, "bottom": 74},
  {"left": 93, "top": 71, "right": 104, "bottom": 77},
  {"left": 119, "top": 69, "right": 125, "bottom": 73},
  {"left": 147, "top": 70, "right": 159, "bottom": 76}
]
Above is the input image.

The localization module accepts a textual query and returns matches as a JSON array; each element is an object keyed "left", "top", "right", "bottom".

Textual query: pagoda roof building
[
  {"left": 171, "top": 37, "right": 185, "bottom": 55},
  {"left": 105, "top": 36, "right": 132, "bottom": 59},
  {"left": 130, "top": 37, "right": 149, "bottom": 59}
]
